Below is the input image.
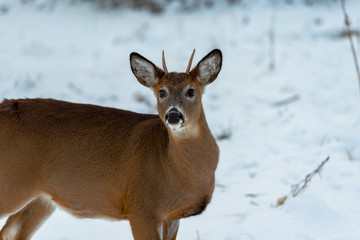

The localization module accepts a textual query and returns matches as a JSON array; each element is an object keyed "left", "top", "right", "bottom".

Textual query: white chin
[{"left": 166, "top": 121, "right": 183, "bottom": 131}]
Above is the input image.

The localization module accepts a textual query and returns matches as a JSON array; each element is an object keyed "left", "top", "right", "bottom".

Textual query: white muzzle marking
[{"left": 165, "top": 106, "right": 185, "bottom": 132}]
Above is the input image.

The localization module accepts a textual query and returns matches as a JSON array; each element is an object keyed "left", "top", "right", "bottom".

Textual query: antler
[
  {"left": 162, "top": 50, "right": 169, "bottom": 74},
  {"left": 185, "top": 49, "right": 196, "bottom": 73}
]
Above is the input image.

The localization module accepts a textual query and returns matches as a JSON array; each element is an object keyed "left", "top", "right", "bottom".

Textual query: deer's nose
[{"left": 165, "top": 108, "right": 184, "bottom": 125}]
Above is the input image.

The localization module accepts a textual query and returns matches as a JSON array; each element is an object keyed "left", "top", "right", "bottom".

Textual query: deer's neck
[{"left": 166, "top": 108, "right": 219, "bottom": 188}]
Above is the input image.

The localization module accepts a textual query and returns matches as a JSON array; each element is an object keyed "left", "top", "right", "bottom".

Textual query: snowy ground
[{"left": 1, "top": 0, "right": 360, "bottom": 239}]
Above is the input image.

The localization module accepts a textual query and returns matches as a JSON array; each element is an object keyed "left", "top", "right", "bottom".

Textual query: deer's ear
[
  {"left": 130, "top": 53, "right": 165, "bottom": 88},
  {"left": 190, "top": 49, "right": 222, "bottom": 86}
]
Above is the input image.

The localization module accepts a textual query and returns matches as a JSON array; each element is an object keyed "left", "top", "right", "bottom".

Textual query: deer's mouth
[{"left": 165, "top": 108, "right": 185, "bottom": 131}]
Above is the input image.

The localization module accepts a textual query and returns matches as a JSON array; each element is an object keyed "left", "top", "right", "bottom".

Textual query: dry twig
[
  {"left": 346, "top": 149, "right": 353, "bottom": 161},
  {"left": 291, "top": 156, "right": 330, "bottom": 197},
  {"left": 276, "top": 156, "right": 330, "bottom": 206},
  {"left": 271, "top": 94, "right": 300, "bottom": 107},
  {"left": 340, "top": 0, "right": 360, "bottom": 94},
  {"left": 268, "top": 0, "right": 276, "bottom": 71}
]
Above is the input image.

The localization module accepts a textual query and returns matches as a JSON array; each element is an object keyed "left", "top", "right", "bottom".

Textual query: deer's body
[{"left": 0, "top": 49, "right": 222, "bottom": 240}]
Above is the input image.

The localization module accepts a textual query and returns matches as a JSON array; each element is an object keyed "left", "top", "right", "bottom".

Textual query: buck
[{"left": 0, "top": 49, "right": 222, "bottom": 240}]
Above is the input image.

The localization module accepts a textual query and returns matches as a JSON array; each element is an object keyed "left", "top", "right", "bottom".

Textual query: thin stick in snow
[
  {"left": 268, "top": 1, "right": 276, "bottom": 71},
  {"left": 271, "top": 94, "right": 300, "bottom": 107},
  {"left": 346, "top": 149, "right": 353, "bottom": 161},
  {"left": 291, "top": 156, "right": 330, "bottom": 197},
  {"left": 340, "top": 0, "right": 360, "bottom": 94},
  {"left": 276, "top": 156, "right": 330, "bottom": 207}
]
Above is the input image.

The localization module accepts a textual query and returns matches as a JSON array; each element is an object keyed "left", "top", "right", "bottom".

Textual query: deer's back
[
  {"left": 0, "top": 98, "right": 160, "bottom": 132},
  {"left": 0, "top": 98, "right": 168, "bottom": 188}
]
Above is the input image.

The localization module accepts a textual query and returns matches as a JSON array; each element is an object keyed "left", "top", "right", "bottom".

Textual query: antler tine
[
  {"left": 185, "top": 49, "right": 196, "bottom": 73},
  {"left": 162, "top": 50, "right": 169, "bottom": 74}
]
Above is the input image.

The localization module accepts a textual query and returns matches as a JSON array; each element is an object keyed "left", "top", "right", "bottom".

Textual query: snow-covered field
[{"left": 1, "top": 0, "right": 360, "bottom": 239}]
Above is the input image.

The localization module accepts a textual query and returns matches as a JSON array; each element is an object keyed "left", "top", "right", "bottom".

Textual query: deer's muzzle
[{"left": 165, "top": 108, "right": 184, "bottom": 126}]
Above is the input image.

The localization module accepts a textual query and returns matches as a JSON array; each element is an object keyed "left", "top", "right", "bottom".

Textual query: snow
[{"left": 1, "top": 0, "right": 360, "bottom": 239}]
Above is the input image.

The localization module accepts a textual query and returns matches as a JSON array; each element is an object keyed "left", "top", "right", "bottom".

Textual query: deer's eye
[
  {"left": 159, "top": 90, "right": 167, "bottom": 98},
  {"left": 186, "top": 89, "right": 195, "bottom": 98}
]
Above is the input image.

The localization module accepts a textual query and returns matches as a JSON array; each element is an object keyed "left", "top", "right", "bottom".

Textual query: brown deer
[{"left": 0, "top": 49, "right": 222, "bottom": 240}]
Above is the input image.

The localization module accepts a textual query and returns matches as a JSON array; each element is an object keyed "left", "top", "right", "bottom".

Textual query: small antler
[
  {"left": 185, "top": 49, "right": 196, "bottom": 73},
  {"left": 162, "top": 50, "right": 169, "bottom": 74}
]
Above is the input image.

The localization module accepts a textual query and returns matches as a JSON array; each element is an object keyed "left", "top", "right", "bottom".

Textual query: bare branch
[
  {"left": 340, "top": 0, "right": 360, "bottom": 94},
  {"left": 291, "top": 156, "right": 330, "bottom": 197},
  {"left": 268, "top": 1, "right": 276, "bottom": 71},
  {"left": 346, "top": 149, "right": 353, "bottom": 161},
  {"left": 271, "top": 94, "right": 300, "bottom": 107},
  {"left": 276, "top": 156, "right": 330, "bottom": 207}
]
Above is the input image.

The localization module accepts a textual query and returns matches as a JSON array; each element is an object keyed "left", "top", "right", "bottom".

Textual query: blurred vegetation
[
  {"left": 74, "top": 0, "right": 338, "bottom": 13},
  {"left": 65, "top": 0, "right": 242, "bottom": 13},
  {"left": 8, "top": 0, "right": 339, "bottom": 14}
]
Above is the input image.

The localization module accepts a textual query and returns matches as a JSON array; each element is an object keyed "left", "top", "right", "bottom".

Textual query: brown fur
[{"left": 0, "top": 49, "right": 222, "bottom": 240}]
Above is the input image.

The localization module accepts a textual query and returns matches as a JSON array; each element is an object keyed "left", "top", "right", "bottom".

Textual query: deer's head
[{"left": 130, "top": 49, "right": 222, "bottom": 136}]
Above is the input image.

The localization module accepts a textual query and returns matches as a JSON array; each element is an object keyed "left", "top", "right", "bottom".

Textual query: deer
[{"left": 0, "top": 49, "right": 222, "bottom": 240}]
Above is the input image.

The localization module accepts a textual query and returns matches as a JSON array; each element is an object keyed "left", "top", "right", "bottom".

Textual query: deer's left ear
[
  {"left": 190, "top": 49, "right": 222, "bottom": 86},
  {"left": 130, "top": 52, "right": 165, "bottom": 88}
]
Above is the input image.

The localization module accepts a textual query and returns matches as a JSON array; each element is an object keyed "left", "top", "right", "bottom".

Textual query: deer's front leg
[
  {"left": 129, "top": 216, "right": 161, "bottom": 240},
  {"left": 162, "top": 220, "right": 180, "bottom": 240}
]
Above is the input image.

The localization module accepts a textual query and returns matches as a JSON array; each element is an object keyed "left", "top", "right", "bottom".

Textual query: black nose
[{"left": 165, "top": 109, "right": 184, "bottom": 124}]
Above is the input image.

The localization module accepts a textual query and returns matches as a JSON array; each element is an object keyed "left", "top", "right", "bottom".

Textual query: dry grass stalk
[
  {"left": 268, "top": 1, "right": 276, "bottom": 71},
  {"left": 291, "top": 156, "right": 330, "bottom": 197},
  {"left": 216, "top": 122, "right": 233, "bottom": 141},
  {"left": 276, "top": 196, "right": 287, "bottom": 206},
  {"left": 276, "top": 156, "right": 330, "bottom": 207},
  {"left": 346, "top": 149, "right": 353, "bottom": 161},
  {"left": 340, "top": 0, "right": 360, "bottom": 94},
  {"left": 217, "top": 127, "right": 233, "bottom": 140},
  {"left": 271, "top": 94, "right": 300, "bottom": 107}
]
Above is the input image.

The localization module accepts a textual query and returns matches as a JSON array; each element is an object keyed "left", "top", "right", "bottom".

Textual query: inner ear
[
  {"left": 130, "top": 53, "right": 164, "bottom": 88},
  {"left": 191, "top": 49, "right": 222, "bottom": 86}
]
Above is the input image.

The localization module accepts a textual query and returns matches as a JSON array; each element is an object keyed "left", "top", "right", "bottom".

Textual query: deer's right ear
[{"left": 130, "top": 53, "right": 165, "bottom": 88}]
